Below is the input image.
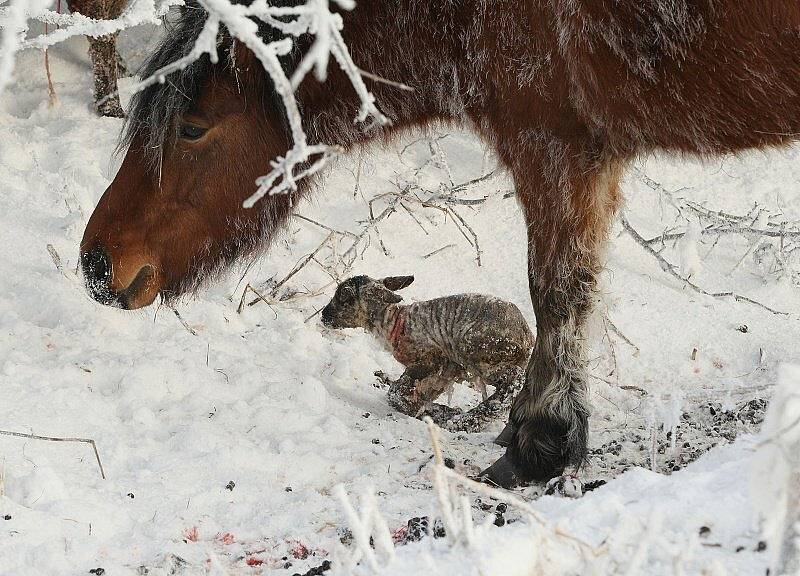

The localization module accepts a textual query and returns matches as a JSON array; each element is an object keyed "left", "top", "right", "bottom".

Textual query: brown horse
[{"left": 80, "top": 1, "right": 800, "bottom": 487}]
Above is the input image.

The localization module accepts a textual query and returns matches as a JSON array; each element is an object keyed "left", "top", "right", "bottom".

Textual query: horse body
[{"left": 80, "top": 1, "right": 800, "bottom": 484}]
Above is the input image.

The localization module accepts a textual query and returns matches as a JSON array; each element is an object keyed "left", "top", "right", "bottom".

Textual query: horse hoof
[
  {"left": 478, "top": 454, "right": 522, "bottom": 489},
  {"left": 493, "top": 422, "right": 516, "bottom": 446},
  {"left": 504, "top": 411, "right": 586, "bottom": 482}
]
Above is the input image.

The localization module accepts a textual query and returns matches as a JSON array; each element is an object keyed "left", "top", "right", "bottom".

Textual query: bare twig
[
  {"left": 642, "top": 225, "right": 800, "bottom": 246},
  {"left": 231, "top": 254, "right": 262, "bottom": 299},
  {"left": 293, "top": 214, "right": 357, "bottom": 239},
  {"left": 0, "top": 428, "right": 106, "bottom": 479},
  {"left": 424, "top": 171, "right": 498, "bottom": 204},
  {"left": 46, "top": 243, "right": 63, "bottom": 274},
  {"left": 342, "top": 202, "right": 399, "bottom": 266},
  {"left": 266, "top": 232, "right": 334, "bottom": 299},
  {"left": 171, "top": 307, "right": 198, "bottom": 336},
  {"left": 601, "top": 321, "right": 619, "bottom": 379},
  {"left": 400, "top": 201, "right": 429, "bottom": 235},
  {"left": 304, "top": 307, "right": 324, "bottom": 323},
  {"left": 605, "top": 316, "right": 640, "bottom": 355},
  {"left": 241, "top": 284, "right": 279, "bottom": 317},
  {"left": 621, "top": 214, "right": 787, "bottom": 315},
  {"left": 237, "top": 283, "right": 251, "bottom": 314},
  {"left": 447, "top": 207, "right": 482, "bottom": 266},
  {"left": 43, "top": 48, "right": 58, "bottom": 106},
  {"left": 423, "top": 244, "right": 456, "bottom": 259}
]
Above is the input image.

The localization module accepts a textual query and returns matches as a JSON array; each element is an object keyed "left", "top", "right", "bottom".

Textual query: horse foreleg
[{"left": 484, "top": 151, "right": 622, "bottom": 487}]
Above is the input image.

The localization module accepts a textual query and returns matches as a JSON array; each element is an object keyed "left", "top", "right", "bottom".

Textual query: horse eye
[{"left": 178, "top": 123, "right": 208, "bottom": 140}]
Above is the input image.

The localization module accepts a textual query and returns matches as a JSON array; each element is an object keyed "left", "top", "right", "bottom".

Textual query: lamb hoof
[
  {"left": 374, "top": 370, "right": 391, "bottom": 386},
  {"left": 443, "top": 412, "right": 489, "bottom": 434},
  {"left": 422, "top": 404, "right": 462, "bottom": 427},
  {"left": 387, "top": 394, "right": 415, "bottom": 414}
]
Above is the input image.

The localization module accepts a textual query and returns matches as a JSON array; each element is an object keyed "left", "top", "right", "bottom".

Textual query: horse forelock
[
  {"left": 121, "top": 1, "right": 303, "bottom": 173},
  {"left": 121, "top": 4, "right": 211, "bottom": 171}
]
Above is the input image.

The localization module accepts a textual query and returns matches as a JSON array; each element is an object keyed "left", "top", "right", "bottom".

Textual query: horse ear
[{"left": 382, "top": 276, "right": 414, "bottom": 291}]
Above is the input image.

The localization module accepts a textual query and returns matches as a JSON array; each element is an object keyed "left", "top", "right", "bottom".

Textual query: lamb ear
[
  {"left": 382, "top": 291, "right": 403, "bottom": 304},
  {"left": 382, "top": 275, "right": 414, "bottom": 291}
]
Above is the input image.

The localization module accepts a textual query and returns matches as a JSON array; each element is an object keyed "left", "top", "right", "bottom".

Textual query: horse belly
[{"left": 558, "top": 0, "right": 800, "bottom": 154}]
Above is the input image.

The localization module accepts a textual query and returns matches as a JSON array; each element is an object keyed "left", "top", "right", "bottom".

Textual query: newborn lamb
[{"left": 321, "top": 275, "right": 534, "bottom": 432}]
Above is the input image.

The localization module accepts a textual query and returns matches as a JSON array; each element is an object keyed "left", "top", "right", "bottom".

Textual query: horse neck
[{"left": 297, "top": 1, "right": 482, "bottom": 148}]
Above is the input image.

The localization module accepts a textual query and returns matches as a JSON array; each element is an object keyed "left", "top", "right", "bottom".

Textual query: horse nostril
[{"left": 81, "top": 245, "right": 112, "bottom": 286}]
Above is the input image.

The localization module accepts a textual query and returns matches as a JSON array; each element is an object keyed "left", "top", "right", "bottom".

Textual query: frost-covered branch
[
  {"left": 621, "top": 214, "right": 788, "bottom": 315},
  {"left": 632, "top": 168, "right": 800, "bottom": 285},
  {"left": 23, "top": 0, "right": 178, "bottom": 50},
  {"left": 120, "top": 0, "right": 387, "bottom": 207},
  {"left": 2, "top": 0, "right": 388, "bottom": 206},
  {"left": 239, "top": 0, "right": 388, "bottom": 206},
  {"left": 333, "top": 484, "right": 396, "bottom": 574},
  {"left": 0, "top": 0, "right": 30, "bottom": 96},
  {"left": 0, "top": 0, "right": 177, "bottom": 98}
]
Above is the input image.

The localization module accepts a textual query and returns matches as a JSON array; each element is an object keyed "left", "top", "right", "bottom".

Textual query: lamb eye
[{"left": 178, "top": 123, "right": 207, "bottom": 140}]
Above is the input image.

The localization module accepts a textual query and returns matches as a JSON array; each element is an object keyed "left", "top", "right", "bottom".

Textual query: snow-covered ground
[{"left": 1, "top": 27, "right": 799, "bottom": 576}]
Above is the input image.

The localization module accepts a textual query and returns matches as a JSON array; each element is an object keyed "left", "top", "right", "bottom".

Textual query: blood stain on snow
[
  {"left": 289, "top": 540, "right": 310, "bottom": 559},
  {"left": 183, "top": 526, "right": 199, "bottom": 542}
]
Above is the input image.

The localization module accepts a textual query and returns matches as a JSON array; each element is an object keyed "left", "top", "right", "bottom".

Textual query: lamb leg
[
  {"left": 444, "top": 364, "right": 524, "bottom": 433},
  {"left": 384, "top": 366, "right": 462, "bottom": 426}
]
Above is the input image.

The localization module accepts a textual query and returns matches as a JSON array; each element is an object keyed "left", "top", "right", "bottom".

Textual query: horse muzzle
[{"left": 80, "top": 243, "right": 159, "bottom": 309}]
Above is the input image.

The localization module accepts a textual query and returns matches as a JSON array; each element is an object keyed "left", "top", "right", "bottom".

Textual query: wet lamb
[{"left": 321, "top": 275, "right": 534, "bottom": 432}]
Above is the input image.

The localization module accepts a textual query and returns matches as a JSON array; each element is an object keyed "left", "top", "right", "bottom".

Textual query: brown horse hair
[{"left": 81, "top": 0, "right": 800, "bottom": 485}]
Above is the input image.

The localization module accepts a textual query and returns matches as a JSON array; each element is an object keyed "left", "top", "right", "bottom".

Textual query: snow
[
  {"left": 678, "top": 220, "right": 703, "bottom": 279},
  {"left": 752, "top": 364, "right": 800, "bottom": 574},
  {"left": 1, "top": 23, "right": 799, "bottom": 576},
  {"left": 367, "top": 438, "right": 767, "bottom": 575}
]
